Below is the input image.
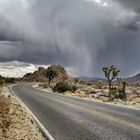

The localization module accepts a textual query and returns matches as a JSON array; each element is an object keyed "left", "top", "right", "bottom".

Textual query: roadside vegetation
[
  {"left": 38, "top": 65, "right": 140, "bottom": 107},
  {"left": 103, "top": 65, "right": 126, "bottom": 101},
  {"left": 0, "top": 75, "right": 16, "bottom": 86},
  {"left": 0, "top": 63, "right": 139, "bottom": 110},
  {"left": 53, "top": 82, "right": 77, "bottom": 93}
]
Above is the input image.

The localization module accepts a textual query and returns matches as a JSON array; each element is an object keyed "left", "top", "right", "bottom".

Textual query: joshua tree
[
  {"left": 117, "top": 78, "right": 122, "bottom": 89},
  {"left": 46, "top": 67, "right": 58, "bottom": 85},
  {"left": 74, "top": 77, "right": 79, "bottom": 86},
  {"left": 103, "top": 65, "right": 120, "bottom": 94},
  {"left": 122, "top": 81, "right": 126, "bottom": 99}
]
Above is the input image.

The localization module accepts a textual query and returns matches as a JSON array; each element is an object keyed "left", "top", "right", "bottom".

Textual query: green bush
[
  {"left": 109, "top": 88, "right": 126, "bottom": 100},
  {"left": 95, "top": 81, "right": 104, "bottom": 89},
  {"left": 72, "top": 86, "right": 78, "bottom": 92},
  {"left": 115, "top": 89, "right": 126, "bottom": 100},
  {"left": 87, "top": 82, "right": 92, "bottom": 86},
  {"left": 40, "top": 83, "right": 48, "bottom": 88},
  {"left": 53, "top": 82, "right": 77, "bottom": 93}
]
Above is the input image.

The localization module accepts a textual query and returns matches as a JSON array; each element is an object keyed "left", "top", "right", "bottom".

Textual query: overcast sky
[{"left": 0, "top": 0, "right": 140, "bottom": 77}]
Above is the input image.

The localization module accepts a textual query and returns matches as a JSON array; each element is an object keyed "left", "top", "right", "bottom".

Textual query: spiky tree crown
[
  {"left": 103, "top": 65, "right": 120, "bottom": 82},
  {"left": 46, "top": 67, "right": 58, "bottom": 80}
]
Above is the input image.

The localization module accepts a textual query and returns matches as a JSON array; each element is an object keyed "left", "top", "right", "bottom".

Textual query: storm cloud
[{"left": 0, "top": 0, "right": 140, "bottom": 77}]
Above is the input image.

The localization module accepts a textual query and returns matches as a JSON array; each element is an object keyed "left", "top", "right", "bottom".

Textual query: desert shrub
[
  {"left": 118, "top": 89, "right": 126, "bottom": 99},
  {"left": 41, "top": 84, "right": 48, "bottom": 88},
  {"left": 72, "top": 86, "right": 78, "bottom": 92},
  {"left": 103, "top": 86, "right": 108, "bottom": 89},
  {"left": 109, "top": 88, "right": 126, "bottom": 100},
  {"left": 114, "top": 90, "right": 126, "bottom": 100},
  {"left": 95, "top": 81, "right": 104, "bottom": 89},
  {"left": 79, "top": 80, "right": 87, "bottom": 85},
  {"left": 103, "top": 98, "right": 112, "bottom": 102},
  {"left": 53, "top": 82, "right": 77, "bottom": 93},
  {"left": 132, "top": 83, "right": 140, "bottom": 87},
  {"left": 4, "top": 78, "right": 15, "bottom": 84},
  {"left": 87, "top": 82, "right": 92, "bottom": 86},
  {"left": 74, "top": 77, "right": 79, "bottom": 85},
  {"left": 0, "top": 80, "right": 4, "bottom": 85}
]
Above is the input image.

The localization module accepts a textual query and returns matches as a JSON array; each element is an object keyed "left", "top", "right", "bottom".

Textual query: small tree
[
  {"left": 117, "top": 78, "right": 121, "bottom": 89},
  {"left": 103, "top": 65, "right": 120, "bottom": 94},
  {"left": 46, "top": 67, "right": 58, "bottom": 85},
  {"left": 74, "top": 77, "right": 79, "bottom": 86}
]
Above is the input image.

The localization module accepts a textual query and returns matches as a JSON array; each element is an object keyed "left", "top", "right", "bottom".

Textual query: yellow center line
[{"left": 45, "top": 95, "right": 140, "bottom": 131}]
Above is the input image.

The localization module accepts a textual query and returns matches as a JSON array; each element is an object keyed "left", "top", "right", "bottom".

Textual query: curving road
[{"left": 11, "top": 83, "right": 140, "bottom": 140}]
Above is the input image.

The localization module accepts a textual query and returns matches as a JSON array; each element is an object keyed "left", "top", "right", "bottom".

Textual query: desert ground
[
  {"left": 0, "top": 86, "right": 46, "bottom": 140},
  {"left": 38, "top": 82, "right": 140, "bottom": 108}
]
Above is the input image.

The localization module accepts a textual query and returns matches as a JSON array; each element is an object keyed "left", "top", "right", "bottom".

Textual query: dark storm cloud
[
  {"left": 0, "top": 0, "right": 140, "bottom": 77},
  {"left": 111, "top": 0, "right": 140, "bottom": 13},
  {"left": 108, "top": 0, "right": 140, "bottom": 31}
]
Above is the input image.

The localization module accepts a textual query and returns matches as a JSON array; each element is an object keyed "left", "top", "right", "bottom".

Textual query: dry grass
[
  {"left": 0, "top": 87, "right": 46, "bottom": 140},
  {"left": 0, "top": 95, "right": 11, "bottom": 139}
]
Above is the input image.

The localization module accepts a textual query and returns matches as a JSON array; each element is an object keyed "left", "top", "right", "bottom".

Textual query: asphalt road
[{"left": 11, "top": 83, "right": 140, "bottom": 140}]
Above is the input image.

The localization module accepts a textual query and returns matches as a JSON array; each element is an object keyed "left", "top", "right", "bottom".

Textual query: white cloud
[
  {"left": 85, "top": 0, "right": 110, "bottom": 7},
  {"left": 0, "top": 61, "right": 48, "bottom": 77},
  {"left": 0, "top": 61, "right": 75, "bottom": 78}
]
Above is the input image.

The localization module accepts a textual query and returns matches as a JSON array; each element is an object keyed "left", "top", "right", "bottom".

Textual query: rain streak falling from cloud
[{"left": 0, "top": 0, "right": 140, "bottom": 77}]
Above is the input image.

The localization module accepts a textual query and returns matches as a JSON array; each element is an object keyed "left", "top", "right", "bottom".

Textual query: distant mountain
[
  {"left": 80, "top": 73, "right": 140, "bottom": 84},
  {"left": 125, "top": 73, "right": 140, "bottom": 83},
  {"left": 79, "top": 76, "right": 105, "bottom": 83}
]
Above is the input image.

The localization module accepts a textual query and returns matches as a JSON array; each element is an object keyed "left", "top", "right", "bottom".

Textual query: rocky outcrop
[
  {"left": 23, "top": 67, "right": 47, "bottom": 82},
  {"left": 23, "top": 65, "right": 73, "bottom": 83}
]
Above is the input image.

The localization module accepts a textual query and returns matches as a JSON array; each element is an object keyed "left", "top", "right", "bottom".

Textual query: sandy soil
[{"left": 0, "top": 87, "right": 46, "bottom": 140}]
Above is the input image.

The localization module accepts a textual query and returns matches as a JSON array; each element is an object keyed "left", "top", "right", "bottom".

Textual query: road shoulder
[{"left": 0, "top": 86, "right": 46, "bottom": 140}]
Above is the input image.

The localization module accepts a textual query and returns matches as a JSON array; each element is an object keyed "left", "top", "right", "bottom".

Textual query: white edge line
[{"left": 9, "top": 84, "right": 55, "bottom": 140}]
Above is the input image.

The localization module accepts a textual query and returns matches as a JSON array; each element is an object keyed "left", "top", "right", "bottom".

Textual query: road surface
[{"left": 11, "top": 83, "right": 140, "bottom": 140}]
